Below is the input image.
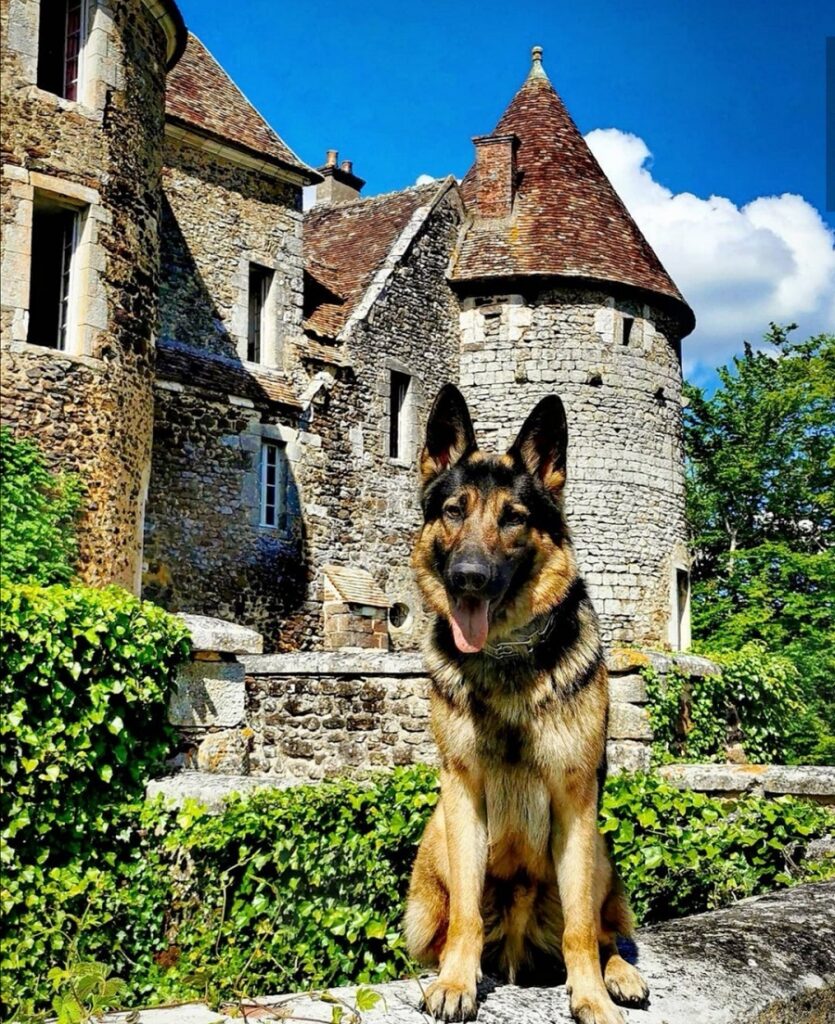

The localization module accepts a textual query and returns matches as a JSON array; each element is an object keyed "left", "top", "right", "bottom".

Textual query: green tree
[
  {"left": 684, "top": 325, "right": 834, "bottom": 577},
  {"left": 0, "top": 428, "right": 83, "bottom": 585},
  {"left": 684, "top": 327, "right": 835, "bottom": 763}
]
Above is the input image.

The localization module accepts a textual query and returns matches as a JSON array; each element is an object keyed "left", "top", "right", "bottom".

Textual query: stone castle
[{"left": 1, "top": 1, "right": 695, "bottom": 656}]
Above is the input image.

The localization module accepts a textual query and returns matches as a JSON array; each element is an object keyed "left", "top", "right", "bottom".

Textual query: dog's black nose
[{"left": 450, "top": 562, "right": 490, "bottom": 594}]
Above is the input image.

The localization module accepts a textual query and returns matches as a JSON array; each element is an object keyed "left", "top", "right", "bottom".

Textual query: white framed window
[
  {"left": 259, "top": 440, "right": 287, "bottom": 528},
  {"left": 247, "top": 263, "right": 274, "bottom": 364},
  {"left": 389, "top": 370, "right": 411, "bottom": 460},
  {"left": 27, "top": 192, "right": 84, "bottom": 351},
  {"left": 37, "top": 0, "right": 89, "bottom": 101}
]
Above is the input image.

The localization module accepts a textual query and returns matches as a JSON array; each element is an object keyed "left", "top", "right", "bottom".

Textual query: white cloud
[
  {"left": 415, "top": 173, "right": 437, "bottom": 186},
  {"left": 585, "top": 128, "right": 835, "bottom": 375}
]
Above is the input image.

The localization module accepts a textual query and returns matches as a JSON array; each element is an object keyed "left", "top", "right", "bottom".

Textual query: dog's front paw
[
  {"left": 569, "top": 987, "right": 625, "bottom": 1024},
  {"left": 604, "top": 955, "right": 649, "bottom": 1008},
  {"left": 422, "top": 978, "right": 478, "bottom": 1022}
]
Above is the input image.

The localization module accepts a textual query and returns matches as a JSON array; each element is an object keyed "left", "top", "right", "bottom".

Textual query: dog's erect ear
[
  {"left": 508, "top": 394, "right": 568, "bottom": 493},
  {"left": 420, "top": 384, "right": 477, "bottom": 486}
]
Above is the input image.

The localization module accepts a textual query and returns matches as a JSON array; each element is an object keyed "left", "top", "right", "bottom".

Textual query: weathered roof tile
[
  {"left": 166, "top": 34, "right": 319, "bottom": 183},
  {"left": 452, "top": 52, "right": 693, "bottom": 332}
]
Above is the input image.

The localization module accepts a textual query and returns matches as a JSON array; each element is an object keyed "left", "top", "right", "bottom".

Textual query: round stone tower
[
  {"left": 0, "top": 0, "right": 185, "bottom": 592},
  {"left": 449, "top": 47, "right": 696, "bottom": 649}
]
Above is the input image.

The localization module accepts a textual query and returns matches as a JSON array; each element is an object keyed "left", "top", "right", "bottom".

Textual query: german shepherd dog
[{"left": 404, "top": 385, "right": 648, "bottom": 1023}]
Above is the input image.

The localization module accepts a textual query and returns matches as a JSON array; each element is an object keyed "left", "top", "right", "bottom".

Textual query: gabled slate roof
[
  {"left": 165, "top": 34, "right": 320, "bottom": 183},
  {"left": 451, "top": 51, "right": 693, "bottom": 332},
  {"left": 303, "top": 179, "right": 452, "bottom": 340}
]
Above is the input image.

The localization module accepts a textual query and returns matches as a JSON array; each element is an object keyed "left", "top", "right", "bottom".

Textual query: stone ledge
[
  {"left": 103, "top": 882, "right": 835, "bottom": 1023},
  {"left": 178, "top": 614, "right": 263, "bottom": 655},
  {"left": 242, "top": 650, "right": 426, "bottom": 676},
  {"left": 659, "top": 763, "right": 835, "bottom": 803},
  {"left": 608, "top": 648, "right": 720, "bottom": 677},
  {"left": 146, "top": 771, "right": 298, "bottom": 811}
]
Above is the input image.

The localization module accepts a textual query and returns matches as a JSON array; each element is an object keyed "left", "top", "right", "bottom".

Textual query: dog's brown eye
[
  {"left": 502, "top": 508, "right": 528, "bottom": 528},
  {"left": 444, "top": 503, "right": 464, "bottom": 521}
]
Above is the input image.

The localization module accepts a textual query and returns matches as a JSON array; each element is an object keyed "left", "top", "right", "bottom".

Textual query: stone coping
[
  {"left": 659, "top": 763, "right": 835, "bottom": 802},
  {"left": 241, "top": 650, "right": 426, "bottom": 675},
  {"left": 146, "top": 771, "right": 298, "bottom": 811},
  {"left": 99, "top": 882, "right": 835, "bottom": 1023},
  {"left": 242, "top": 648, "right": 720, "bottom": 678},
  {"left": 178, "top": 614, "right": 263, "bottom": 655}
]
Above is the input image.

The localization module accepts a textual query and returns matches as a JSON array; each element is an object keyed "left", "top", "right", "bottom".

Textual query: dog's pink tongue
[{"left": 450, "top": 597, "right": 490, "bottom": 654}]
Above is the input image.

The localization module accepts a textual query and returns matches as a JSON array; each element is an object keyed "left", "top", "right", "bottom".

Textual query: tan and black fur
[{"left": 404, "top": 385, "right": 648, "bottom": 1023}]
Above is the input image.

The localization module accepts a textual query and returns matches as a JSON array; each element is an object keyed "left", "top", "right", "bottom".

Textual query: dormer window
[{"left": 38, "top": 0, "right": 88, "bottom": 101}]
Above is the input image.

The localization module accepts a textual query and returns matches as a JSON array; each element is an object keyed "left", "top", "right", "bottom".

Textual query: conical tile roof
[{"left": 452, "top": 49, "right": 693, "bottom": 332}]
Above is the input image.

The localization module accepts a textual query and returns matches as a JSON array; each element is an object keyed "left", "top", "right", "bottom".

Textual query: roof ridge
[{"left": 305, "top": 176, "right": 453, "bottom": 221}]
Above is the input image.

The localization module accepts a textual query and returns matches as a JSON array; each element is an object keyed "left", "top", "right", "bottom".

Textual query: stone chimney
[
  {"left": 315, "top": 149, "right": 366, "bottom": 205},
  {"left": 472, "top": 133, "right": 519, "bottom": 219}
]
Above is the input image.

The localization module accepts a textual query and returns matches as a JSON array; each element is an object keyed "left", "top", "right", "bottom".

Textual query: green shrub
[
  {"left": 645, "top": 642, "right": 811, "bottom": 764},
  {"left": 600, "top": 771, "right": 833, "bottom": 923},
  {"left": 0, "top": 428, "right": 83, "bottom": 585},
  {"left": 9, "top": 766, "right": 832, "bottom": 1020},
  {"left": 0, "top": 580, "right": 189, "bottom": 1019}
]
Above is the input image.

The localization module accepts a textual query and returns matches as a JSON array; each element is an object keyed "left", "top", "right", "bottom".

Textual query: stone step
[{"left": 101, "top": 882, "right": 835, "bottom": 1024}]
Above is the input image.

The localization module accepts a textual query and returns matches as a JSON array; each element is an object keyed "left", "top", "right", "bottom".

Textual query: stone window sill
[
  {"left": 26, "top": 85, "right": 103, "bottom": 123},
  {"left": 6, "top": 340, "right": 104, "bottom": 372},
  {"left": 388, "top": 457, "right": 414, "bottom": 471}
]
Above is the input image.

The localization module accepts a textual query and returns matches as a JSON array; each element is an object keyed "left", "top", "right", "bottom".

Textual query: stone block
[
  {"left": 658, "top": 763, "right": 766, "bottom": 793},
  {"left": 168, "top": 661, "right": 245, "bottom": 727},
  {"left": 606, "top": 740, "right": 651, "bottom": 774},
  {"left": 607, "top": 701, "right": 652, "bottom": 740},
  {"left": 763, "top": 765, "right": 835, "bottom": 801},
  {"left": 179, "top": 614, "right": 263, "bottom": 654},
  {"left": 608, "top": 673, "right": 647, "bottom": 704},
  {"left": 196, "top": 729, "right": 251, "bottom": 775}
]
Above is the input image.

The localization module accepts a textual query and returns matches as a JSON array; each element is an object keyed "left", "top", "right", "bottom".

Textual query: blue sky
[{"left": 177, "top": 0, "right": 834, "bottom": 383}]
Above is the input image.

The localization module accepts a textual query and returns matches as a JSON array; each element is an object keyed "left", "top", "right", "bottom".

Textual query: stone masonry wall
[
  {"left": 1, "top": 0, "right": 170, "bottom": 591},
  {"left": 286, "top": 189, "right": 463, "bottom": 651},
  {"left": 459, "top": 288, "right": 688, "bottom": 648},
  {"left": 143, "top": 381, "right": 323, "bottom": 649},
  {"left": 160, "top": 135, "right": 304, "bottom": 368},
  {"left": 241, "top": 648, "right": 663, "bottom": 782}
]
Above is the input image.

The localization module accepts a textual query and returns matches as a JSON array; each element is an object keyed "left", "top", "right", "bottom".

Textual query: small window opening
[
  {"left": 675, "top": 569, "right": 690, "bottom": 651},
  {"left": 622, "top": 316, "right": 634, "bottom": 345},
  {"left": 247, "top": 264, "right": 273, "bottom": 363},
  {"left": 389, "top": 371, "right": 410, "bottom": 459},
  {"left": 38, "top": 0, "right": 87, "bottom": 101},
  {"left": 389, "top": 602, "right": 411, "bottom": 629},
  {"left": 28, "top": 196, "right": 81, "bottom": 350},
  {"left": 260, "top": 441, "right": 287, "bottom": 529}
]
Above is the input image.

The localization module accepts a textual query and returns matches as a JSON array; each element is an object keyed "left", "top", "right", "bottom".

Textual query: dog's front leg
[
  {"left": 552, "top": 779, "right": 624, "bottom": 1024},
  {"left": 424, "top": 766, "right": 487, "bottom": 1022}
]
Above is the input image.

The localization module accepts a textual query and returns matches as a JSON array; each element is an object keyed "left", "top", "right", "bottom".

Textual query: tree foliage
[
  {"left": 684, "top": 327, "right": 835, "bottom": 763},
  {"left": 0, "top": 428, "right": 83, "bottom": 585}
]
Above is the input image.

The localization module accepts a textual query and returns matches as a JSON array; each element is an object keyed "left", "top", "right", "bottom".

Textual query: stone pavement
[{"left": 104, "top": 881, "right": 834, "bottom": 1024}]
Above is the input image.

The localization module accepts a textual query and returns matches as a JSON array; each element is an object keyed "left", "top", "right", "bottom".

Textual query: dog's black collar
[{"left": 482, "top": 609, "right": 559, "bottom": 660}]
